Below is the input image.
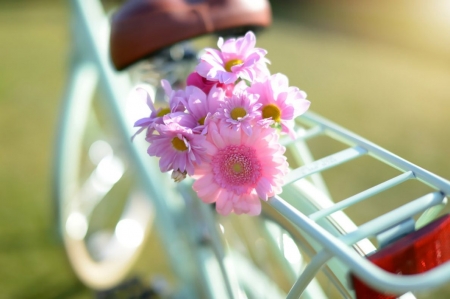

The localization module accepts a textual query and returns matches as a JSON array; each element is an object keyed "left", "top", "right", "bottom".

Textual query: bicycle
[{"left": 54, "top": 0, "right": 450, "bottom": 298}]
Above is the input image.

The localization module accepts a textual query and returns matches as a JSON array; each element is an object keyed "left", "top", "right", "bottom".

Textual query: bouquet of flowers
[{"left": 131, "top": 31, "right": 310, "bottom": 216}]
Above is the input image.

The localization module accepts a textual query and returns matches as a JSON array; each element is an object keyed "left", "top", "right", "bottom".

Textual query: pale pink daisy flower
[
  {"left": 182, "top": 85, "right": 225, "bottom": 134},
  {"left": 218, "top": 90, "right": 261, "bottom": 136},
  {"left": 232, "top": 80, "right": 250, "bottom": 94},
  {"left": 196, "top": 31, "right": 269, "bottom": 84},
  {"left": 252, "top": 57, "right": 271, "bottom": 82},
  {"left": 192, "top": 120, "right": 288, "bottom": 216},
  {"left": 218, "top": 82, "right": 235, "bottom": 97},
  {"left": 147, "top": 114, "right": 207, "bottom": 175},
  {"left": 248, "top": 73, "right": 310, "bottom": 139}
]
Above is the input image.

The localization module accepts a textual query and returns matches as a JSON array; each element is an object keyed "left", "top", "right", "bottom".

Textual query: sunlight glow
[
  {"left": 95, "top": 155, "right": 124, "bottom": 186},
  {"left": 219, "top": 223, "right": 225, "bottom": 234},
  {"left": 66, "top": 212, "right": 88, "bottom": 240},
  {"left": 115, "top": 219, "right": 144, "bottom": 249},
  {"left": 282, "top": 233, "right": 302, "bottom": 264},
  {"left": 89, "top": 140, "right": 113, "bottom": 165}
]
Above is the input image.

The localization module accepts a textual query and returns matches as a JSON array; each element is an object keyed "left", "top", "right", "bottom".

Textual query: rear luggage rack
[{"left": 270, "top": 111, "right": 450, "bottom": 298}]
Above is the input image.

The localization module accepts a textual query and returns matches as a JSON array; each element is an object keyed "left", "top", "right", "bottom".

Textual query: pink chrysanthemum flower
[
  {"left": 186, "top": 71, "right": 217, "bottom": 95},
  {"left": 131, "top": 87, "right": 181, "bottom": 140},
  {"left": 147, "top": 113, "right": 207, "bottom": 175},
  {"left": 182, "top": 85, "right": 225, "bottom": 134},
  {"left": 159, "top": 111, "right": 198, "bottom": 130},
  {"left": 195, "top": 31, "right": 269, "bottom": 84},
  {"left": 248, "top": 73, "right": 310, "bottom": 139},
  {"left": 218, "top": 82, "right": 235, "bottom": 97},
  {"left": 132, "top": 79, "right": 188, "bottom": 140},
  {"left": 161, "top": 79, "right": 187, "bottom": 111},
  {"left": 218, "top": 90, "right": 261, "bottom": 136},
  {"left": 186, "top": 71, "right": 236, "bottom": 97},
  {"left": 192, "top": 120, "right": 288, "bottom": 216}
]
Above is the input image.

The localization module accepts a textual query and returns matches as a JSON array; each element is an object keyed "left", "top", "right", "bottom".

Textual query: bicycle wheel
[
  {"left": 54, "top": 57, "right": 220, "bottom": 298},
  {"left": 54, "top": 64, "right": 201, "bottom": 296},
  {"left": 55, "top": 0, "right": 204, "bottom": 293},
  {"left": 54, "top": 59, "right": 155, "bottom": 289}
]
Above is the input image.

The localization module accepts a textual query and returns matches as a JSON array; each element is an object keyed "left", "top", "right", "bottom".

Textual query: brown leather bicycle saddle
[{"left": 110, "top": 0, "right": 272, "bottom": 70}]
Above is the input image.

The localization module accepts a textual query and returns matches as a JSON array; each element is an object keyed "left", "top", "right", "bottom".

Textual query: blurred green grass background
[{"left": 1, "top": 0, "right": 450, "bottom": 298}]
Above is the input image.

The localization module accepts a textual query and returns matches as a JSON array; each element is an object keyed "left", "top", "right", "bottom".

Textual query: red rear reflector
[{"left": 351, "top": 214, "right": 450, "bottom": 299}]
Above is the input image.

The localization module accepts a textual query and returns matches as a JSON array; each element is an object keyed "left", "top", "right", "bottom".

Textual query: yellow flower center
[
  {"left": 225, "top": 59, "right": 243, "bottom": 72},
  {"left": 262, "top": 104, "right": 281, "bottom": 122},
  {"left": 198, "top": 116, "right": 206, "bottom": 126},
  {"left": 230, "top": 107, "right": 247, "bottom": 120},
  {"left": 232, "top": 163, "right": 243, "bottom": 173},
  {"left": 157, "top": 107, "right": 171, "bottom": 117},
  {"left": 171, "top": 137, "right": 188, "bottom": 151}
]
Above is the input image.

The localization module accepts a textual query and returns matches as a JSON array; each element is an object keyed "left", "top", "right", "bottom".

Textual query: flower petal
[{"left": 216, "top": 191, "right": 233, "bottom": 215}]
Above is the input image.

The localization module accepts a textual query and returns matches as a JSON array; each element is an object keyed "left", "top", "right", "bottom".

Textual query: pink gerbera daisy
[
  {"left": 192, "top": 120, "right": 288, "bottom": 216},
  {"left": 195, "top": 31, "right": 269, "bottom": 84},
  {"left": 248, "top": 73, "right": 310, "bottom": 139},
  {"left": 147, "top": 114, "right": 207, "bottom": 175},
  {"left": 218, "top": 90, "right": 261, "bottom": 136}
]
